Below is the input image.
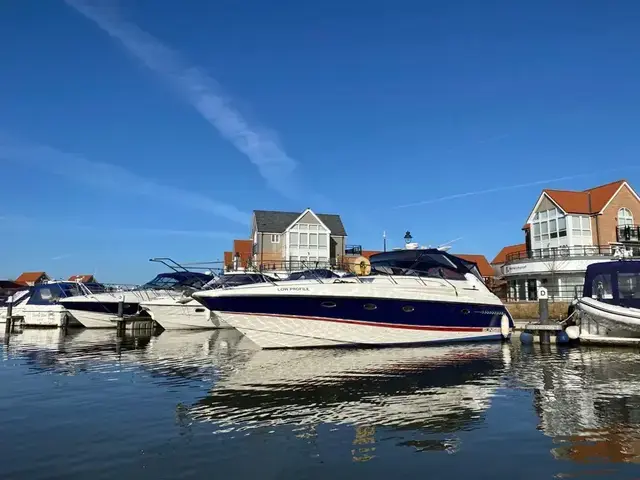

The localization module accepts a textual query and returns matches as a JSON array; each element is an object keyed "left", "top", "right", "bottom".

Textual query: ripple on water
[{"left": 3, "top": 329, "right": 640, "bottom": 478}]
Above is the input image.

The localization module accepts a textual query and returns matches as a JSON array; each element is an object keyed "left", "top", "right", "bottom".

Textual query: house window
[
  {"left": 532, "top": 207, "right": 567, "bottom": 244},
  {"left": 287, "top": 222, "right": 330, "bottom": 263},
  {"left": 271, "top": 234, "right": 280, "bottom": 243},
  {"left": 618, "top": 208, "right": 634, "bottom": 226}
]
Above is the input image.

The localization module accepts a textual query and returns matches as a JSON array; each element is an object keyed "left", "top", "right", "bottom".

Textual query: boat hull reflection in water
[{"left": 189, "top": 341, "right": 508, "bottom": 435}]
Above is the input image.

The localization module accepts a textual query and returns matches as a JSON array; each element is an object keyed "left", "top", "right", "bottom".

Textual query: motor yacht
[
  {"left": 59, "top": 271, "right": 214, "bottom": 328},
  {"left": 192, "top": 247, "right": 514, "bottom": 349},
  {"left": 140, "top": 272, "right": 279, "bottom": 330},
  {"left": 572, "top": 260, "right": 640, "bottom": 342}
]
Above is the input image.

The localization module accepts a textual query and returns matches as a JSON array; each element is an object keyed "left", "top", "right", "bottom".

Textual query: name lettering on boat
[{"left": 277, "top": 287, "right": 310, "bottom": 292}]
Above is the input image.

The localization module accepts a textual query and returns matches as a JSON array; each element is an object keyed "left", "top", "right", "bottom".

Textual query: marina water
[{"left": 2, "top": 329, "right": 640, "bottom": 479}]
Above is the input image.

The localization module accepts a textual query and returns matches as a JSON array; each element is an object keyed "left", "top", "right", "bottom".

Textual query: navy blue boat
[{"left": 193, "top": 248, "right": 514, "bottom": 349}]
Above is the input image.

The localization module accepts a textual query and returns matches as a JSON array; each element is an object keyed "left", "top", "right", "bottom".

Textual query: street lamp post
[{"left": 404, "top": 231, "right": 413, "bottom": 245}]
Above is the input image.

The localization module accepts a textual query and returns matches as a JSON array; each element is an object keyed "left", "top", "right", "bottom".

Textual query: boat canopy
[
  {"left": 369, "top": 249, "right": 484, "bottom": 282},
  {"left": 26, "top": 282, "right": 88, "bottom": 305},
  {"left": 142, "top": 272, "right": 215, "bottom": 290},
  {"left": 583, "top": 260, "right": 640, "bottom": 309}
]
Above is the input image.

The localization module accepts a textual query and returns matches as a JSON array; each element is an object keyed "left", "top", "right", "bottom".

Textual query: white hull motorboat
[
  {"left": 1, "top": 283, "right": 83, "bottom": 328},
  {"left": 59, "top": 271, "right": 215, "bottom": 329},
  {"left": 140, "top": 298, "right": 229, "bottom": 330},
  {"left": 573, "top": 260, "right": 640, "bottom": 342},
  {"left": 193, "top": 248, "right": 514, "bottom": 349},
  {"left": 140, "top": 272, "right": 279, "bottom": 330}
]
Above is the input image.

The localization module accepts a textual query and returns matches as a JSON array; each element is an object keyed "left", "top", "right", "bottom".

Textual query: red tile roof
[
  {"left": 14, "top": 271, "right": 48, "bottom": 285},
  {"left": 455, "top": 254, "right": 494, "bottom": 277},
  {"left": 68, "top": 274, "right": 96, "bottom": 283},
  {"left": 543, "top": 180, "right": 626, "bottom": 214},
  {"left": 491, "top": 244, "right": 526, "bottom": 265}
]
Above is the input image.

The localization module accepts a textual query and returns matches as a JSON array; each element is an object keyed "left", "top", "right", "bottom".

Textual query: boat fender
[
  {"left": 565, "top": 326, "right": 580, "bottom": 340},
  {"left": 520, "top": 332, "right": 534, "bottom": 345},
  {"left": 500, "top": 314, "right": 510, "bottom": 339},
  {"left": 556, "top": 331, "right": 570, "bottom": 344}
]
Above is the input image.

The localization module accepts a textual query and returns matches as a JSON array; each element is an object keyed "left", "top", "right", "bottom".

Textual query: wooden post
[
  {"left": 4, "top": 301, "right": 13, "bottom": 334},
  {"left": 116, "top": 295, "right": 125, "bottom": 334},
  {"left": 538, "top": 287, "right": 550, "bottom": 344}
]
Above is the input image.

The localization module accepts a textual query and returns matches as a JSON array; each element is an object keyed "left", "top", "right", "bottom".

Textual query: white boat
[
  {"left": 573, "top": 260, "right": 640, "bottom": 341},
  {"left": 59, "top": 271, "right": 214, "bottom": 328},
  {"left": 1, "top": 282, "right": 85, "bottom": 328},
  {"left": 140, "top": 272, "right": 280, "bottom": 330},
  {"left": 193, "top": 247, "right": 514, "bottom": 349}
]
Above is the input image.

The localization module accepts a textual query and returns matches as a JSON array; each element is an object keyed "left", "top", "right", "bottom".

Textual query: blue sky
[{"left": 2, "top": 0, "right": 640, "bottom": 282}]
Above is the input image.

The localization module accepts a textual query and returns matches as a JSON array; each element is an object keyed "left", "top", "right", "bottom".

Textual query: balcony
[
  {"left": 345, "top": 245, "right": 363, "bottom": 256},
  {"left": 505, "top": 244, "right": 640, "bottom": 263},
  {"left": 616, "top": 224, "right": 640, "bottom": 243}
]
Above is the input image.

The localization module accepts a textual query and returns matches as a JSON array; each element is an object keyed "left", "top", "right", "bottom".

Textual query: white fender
[
  {"left": 565, "top": 325, "right": 580, "bottom": 340},
  {"left": 500, "top": 314, "right": 511, "bottom": 338}
]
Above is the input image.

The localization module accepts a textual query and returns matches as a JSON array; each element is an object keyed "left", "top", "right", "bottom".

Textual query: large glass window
[
  {"left": 618, "top": 208, "right": 634, "bottom": 226},
  {"left": 532, "top": 207, "right": 567, "bottom": 244},
  {"left": 287, "top": 222, "right": 330, "bottom": 263},
  {"left": 591, "top": 273, "right": 613, "bottom": 300}
]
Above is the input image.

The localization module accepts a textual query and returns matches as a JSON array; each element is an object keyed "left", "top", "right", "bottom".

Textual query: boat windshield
[
  {"left": 584, "top": 261, "right": 640, "bottom": 308},
  {"left": 369, "top": 249, "right": 480, "bottom": 281},
  {"left": 288, "top": 269, "right": 340, "bottom": 281},
  {"left": 203, "top": 273, "right": 267, "bottom": 289},
  {"left": 142, "top": 272, "right": 215, "bottom": 290},
  {"left": 27, "top": 282, "right": 88, "bottom": 305}
]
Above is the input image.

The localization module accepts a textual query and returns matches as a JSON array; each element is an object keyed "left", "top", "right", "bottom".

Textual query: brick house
[
  {"left": 495, "top": 179, "right": 640, "bottom": 301},
  {"left": 14, "top": 271, "right": 50, "bottom": 286},
  {"left": 224, "top": 208, "right": 348, "bottom": 272}
]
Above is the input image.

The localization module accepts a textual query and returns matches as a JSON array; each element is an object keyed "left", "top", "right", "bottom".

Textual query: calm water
[{"left": 2, "top": 329, "right": 640, "bottom": 479}]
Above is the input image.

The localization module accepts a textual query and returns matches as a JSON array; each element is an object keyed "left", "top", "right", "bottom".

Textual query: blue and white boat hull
[{"left": 193, "top": 279, "right": 514, "bottom": 349}]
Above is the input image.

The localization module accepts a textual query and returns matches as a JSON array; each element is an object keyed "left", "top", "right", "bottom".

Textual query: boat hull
[
  {"left": 141, "top": 300, "right": 230, "bottom": 330},
  {"left": 212, "top": 311, "right": 506, "bottom": 349},
  {"left": 577, "top": 297, "right": 640, "bottom": 336}
]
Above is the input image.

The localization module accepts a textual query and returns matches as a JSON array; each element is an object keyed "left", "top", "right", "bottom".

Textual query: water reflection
[
  {"left": 6, "top": 327, "right": 640, "bottom": 475},
  {"left": 513, "top": 344, "right": 640, "bottom": 467}
]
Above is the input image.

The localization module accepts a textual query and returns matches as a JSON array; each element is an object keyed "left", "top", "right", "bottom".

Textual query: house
[
  {"left": 68, "top": 274, "right": 98, "bottom": 283},
  {"left": 14, "top": 271, "right": 50, "bottom": 286},
  {"left": 250, "top": 209, "right": 347, "bottom": 270},
  {"left": 490, "top": 243, "right": 527, "bottom": 277},
  {"left": 454, "top": 254, "right": 494, "bottom": 282},
  {"left": 497, "top": 179, "right": 640, "bottom": 301}
]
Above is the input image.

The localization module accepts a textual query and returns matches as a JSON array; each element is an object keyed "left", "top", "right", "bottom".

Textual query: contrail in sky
[
  {"left": 64, "top": 0, "right": 300, "bottom": 198},
  {"left": 0, "top": 137, "right": 250, "bottom": 225},
  {"left": 391, "top": 168, "right": 640, "bottom": 209}
]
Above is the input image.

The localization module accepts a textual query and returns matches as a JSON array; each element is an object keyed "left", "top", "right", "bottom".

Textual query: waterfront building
[
  {"left": 14, "top": 271, "right": 50, "bottom": 286},
  {"left": 494, "top": 179, "right": 640, "bottom": 301}
]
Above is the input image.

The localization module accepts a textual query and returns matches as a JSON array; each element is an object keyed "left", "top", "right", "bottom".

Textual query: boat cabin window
[
  {"left": 591, "top": 273, "right": 613, "bottom": 300},
  {"left": 207, "top": 274, "right": 266, "bottom": 288},
  {"left": 372, "top": 260, "right": 466, "bottom": 280},
  {"left": 27, "top": 284, "right": 82, "bottom": 305},
  {"left": 143, "top": 273, "right": 214, "bottom": 290},
  {"left": 618, "top": 273, "right": 640, "bottom": 300},
  {"left": 288, "top": 269, "right": 339, "bottom": 281}
]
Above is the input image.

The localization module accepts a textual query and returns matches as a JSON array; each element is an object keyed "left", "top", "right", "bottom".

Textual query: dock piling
[
  {"left": 4, "top": 301, "right": 13, "bottom": 334},
  {"left": 538, "top": 287, "right": 551, "bottom": 345},
  {"left": 116, "top": 295, "right": 125, "bottom": 334}
]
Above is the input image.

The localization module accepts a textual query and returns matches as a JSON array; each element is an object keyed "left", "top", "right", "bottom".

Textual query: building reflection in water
[{"left": 517, "top": 344, "right": 640, "bottom": 466}]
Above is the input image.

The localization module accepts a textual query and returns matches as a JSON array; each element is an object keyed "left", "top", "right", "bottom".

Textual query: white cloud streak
[
  {"left": 392, "top": 168, "right": 640, "bottom": 209},
  {"left": 0, "top": 138, "right": 250, "bottom": 225},
  {"left": 64, "top": 0, "right": 299, "bottom": 197},
  {"left": 0, "top": 213, "right": 242, "bottom": 239}
]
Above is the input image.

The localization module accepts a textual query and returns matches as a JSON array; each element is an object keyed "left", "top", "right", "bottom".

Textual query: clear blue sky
[{"left": 2, "top": 0, "right": 640, "bottom": 283}]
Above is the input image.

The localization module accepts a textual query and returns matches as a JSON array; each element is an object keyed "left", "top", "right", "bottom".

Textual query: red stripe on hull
[{"left": 221, "top": 311, "right": 488, "bottom": 332}]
